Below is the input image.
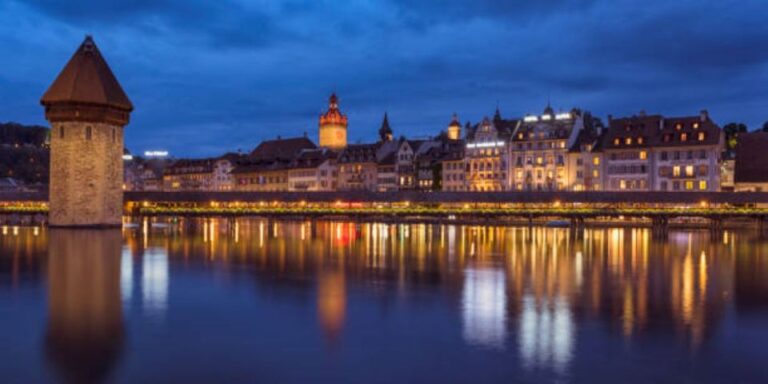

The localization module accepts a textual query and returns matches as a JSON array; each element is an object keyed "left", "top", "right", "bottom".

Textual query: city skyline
[{"left": 2, "top": 1, "right": 768, "bottom": 157}]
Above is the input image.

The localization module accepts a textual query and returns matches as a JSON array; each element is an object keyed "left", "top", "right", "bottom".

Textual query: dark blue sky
[{"left": 2, "top": 0, "right": 768, "bottom": 157}]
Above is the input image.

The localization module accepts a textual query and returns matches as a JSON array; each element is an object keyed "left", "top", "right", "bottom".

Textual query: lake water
[{"left": 1, "top": 219, "right": 767, "bottom": 383}]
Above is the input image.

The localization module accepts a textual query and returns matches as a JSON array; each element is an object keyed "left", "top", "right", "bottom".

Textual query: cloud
[{"left": 2, "top": 0, "right": 768, "bottom": 156}]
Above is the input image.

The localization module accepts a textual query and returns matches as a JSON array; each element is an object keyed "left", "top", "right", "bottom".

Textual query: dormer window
[
  {"left": 664, "top": 134, "right": 672, "bottom": 142},
  {"left": 698, "top": 132, "right": 705, "bottom": 141},
  {"left": 613, "top": 138, "right": 620, "bottom": 146},
  {"left": 625, "top": 137, "right": 633, "bottom": 145},
  {"left": 681, "top": 133, "right": 688, "bottom": 142},
  {"left": 675, "top": 123, "right": 683, "bottom": 130},
  {"left": 637, "top": 137, "right": 644, "bottom": 145},
  {"left": 693, "top": 122, "right": 700, "bottom": 129}
]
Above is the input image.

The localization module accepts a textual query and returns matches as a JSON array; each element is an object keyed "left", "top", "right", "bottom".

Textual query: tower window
[
  {"left": 85, "top": 126, "right": 92, "bottom": 140},
  {"left": 112, "top": 128, "right": 116, "bottom": 142},
  {"left": 59, "top": 126, "right": 64, "bottom": 139}
]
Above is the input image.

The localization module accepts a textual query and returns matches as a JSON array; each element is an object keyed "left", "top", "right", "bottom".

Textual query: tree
[
  {"left": 723, "top": 122, "right": 748, "bottom": 151},
  {"left": 762, "top": 121, "right": 768, "bottom": 132}
]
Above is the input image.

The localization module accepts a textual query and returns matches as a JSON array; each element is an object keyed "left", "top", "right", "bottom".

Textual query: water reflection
[
  {"left": 45, "top": 229, "right": 124, "bottom": 384},
  {"left": 0, "top": 219, "right": 767, "bottom": 382}
]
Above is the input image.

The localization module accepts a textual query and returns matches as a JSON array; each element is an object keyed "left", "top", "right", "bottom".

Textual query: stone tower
[
  {"left": 40, "top": 36, "right": 133, "bottom": 227},
  {"left": 447, "top": 113, "right": 461, "bottom": 140},
  {"left": 318, "top": 93, "right": 347, "bottom": 150}
]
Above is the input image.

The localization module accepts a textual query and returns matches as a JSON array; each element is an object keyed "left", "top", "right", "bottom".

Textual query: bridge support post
[
  {"left": 651, "top": 217, "right": 668, "bottom": 240},
  {"left": 709, "top": 217, "right": 723, "bottom": 242}
]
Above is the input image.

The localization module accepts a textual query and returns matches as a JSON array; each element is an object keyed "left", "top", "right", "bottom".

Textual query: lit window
[
  {"left": 685, "top": 180, "right": 694, "bottom": 190},
  {"left": 699, "top": 180, "right": 707, "bottom": 190},
  {"left": 638, "top": 137, "right": 644, "bottom": 144},
  {"left": 593, "top": 157, "right": 600, "bottom": 165},
  {"left": 685, "top": 165, "right": 694, "bottom": 177},
  {"left": 620, "top": 180, "right": 627, "bottom": 190},
  {"left": 639, "top": 151, "right": 647, "bottom": 160},
  {"left": 614, "top": 138, "right": 620, "bottom": 145},
  {"left": 681, "top": 133, "right": 688, "bottom": 142},
  {"left": 536, "top": 157, "right": 543, "bottom": 165},
  {"left": 592, "top": 169, "right": 599, "bottom": 178},
  {"left": 625, "top": 137, "right": 633, "bottom": 145},
  {"left": 673, "top": 166, "right": 681, "bottom": 177},
  {"left": 85, "top": 126, "right": 92, "bottom": 140},
  {"left": 698, "top": 132, "right": 705, "bottom": 141},
  {"left": 675, "top": 123, "right": 683, "bottom": 130},
  {"left": 693, "top": 122, "right": 700, "bottom": 129}
]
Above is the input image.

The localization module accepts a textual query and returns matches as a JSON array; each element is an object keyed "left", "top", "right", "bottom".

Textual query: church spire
[{"left": 379, "top": 112, "right": 393, "bottom": 142}]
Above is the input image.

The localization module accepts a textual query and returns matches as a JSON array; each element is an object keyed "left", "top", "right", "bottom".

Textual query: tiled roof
[
  {"left": 250, "top": 137, "right": 316, "bottom": 161},
  {"left": 40, "top": 36, "right": 132, "bottom": 111},
  {"left": 602, "top": 114, "right": 662, "bottom": 150},
  {"left": 655, "top": 114, "right": 721, "bottom": 147},
  {"left": 735, "top": 132, "right": 768, "bottom": 183}
]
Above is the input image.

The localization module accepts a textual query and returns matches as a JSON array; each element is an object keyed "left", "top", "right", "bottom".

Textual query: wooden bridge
[{"left": 4, "top": 191, "right": 768, "bottom": 237}]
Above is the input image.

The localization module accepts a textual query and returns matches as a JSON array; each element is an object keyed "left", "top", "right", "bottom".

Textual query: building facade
[{"left": 509, "top": 106, "right": 586, "bottom": 191}]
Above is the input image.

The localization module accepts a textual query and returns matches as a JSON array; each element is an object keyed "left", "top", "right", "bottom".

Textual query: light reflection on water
[{"left": 0, "top": 219, "right": 767, "bottom": 383}]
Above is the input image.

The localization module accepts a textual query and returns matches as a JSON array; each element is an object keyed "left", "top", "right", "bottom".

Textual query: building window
[
  {"left": 673, "top": 166, "right": 681, "bottom": 177},
  {"left": 685, "top": 180, "right": 694, "bottom": 190},
  {"left": 637, "top": 137, "right": 644, "bottom": 144},
  {"left": 59, "top": 126, "right": 64, "bottom": 139},
  {"left": 613, "top": 138, "right": 620, "bottom": 146},
  {"left": 625, "top": 137, "right": 633, "bottom": 145},
  {"left": 693, "top": 122, "right": 700, "bottom": 129},
  {"left": 593, "top": 156, "right": 600, "bottom": 165},
  {"left": 85, "top": 126, "right": 92, "bottom": 140},
  {"left": 660, "top": 151, "right": 668, "bottom": 161},
  {"left": 681, "top": 133, "right": 688, "bottom": 142},
  {"left": 675, "top": 123, "right": 683, "bottom": 130},
  {"left": 592, "top": 169, "right": 599, "bottom": 178},
  {"left": 698, "top": 132, "right": 705, "bottom": 141},
  {"left": 619, "top": 179, "right": 626, "bottom": 190},
  {"left": 639, "top": 151, "right": 647, "bottom": 160},
  {"left": 699, "top": 180, "right": 708, "bottom": 190},
  {"left": 685, "top": 165, "right": 694, "bottom": 177}
]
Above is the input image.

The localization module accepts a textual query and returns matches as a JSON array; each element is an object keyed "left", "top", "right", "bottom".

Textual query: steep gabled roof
[
  {"left": 40, "top": 36, "right": 133, "bottom": 111},
  {"left": 250, "top": 137, "right": 317, "bottom": 161}
]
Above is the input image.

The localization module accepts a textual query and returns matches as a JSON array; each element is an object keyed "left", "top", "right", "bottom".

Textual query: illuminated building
[
  {"left": 604, "top": 111, "right": 724, "bottom": 191},
  {"left": 465, "top": 111, "right": 514, "bottom": 191},
  {"left": 602, "top": 113, "right": 658, "bottom": 191},
  {"left": 41, "top": 36, "right": 132, "bottom": 226},
  {"left": 653, "top": 111, "right": 722, "bottom": 191},
  {"left": 318, "top": 93, "right": 348, "bottom": 150},
  {"left": 509, "top": 105, "right": 593, "bottom": 191}
]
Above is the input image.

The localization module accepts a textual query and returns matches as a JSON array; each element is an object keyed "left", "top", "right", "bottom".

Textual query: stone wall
[{"left": 49, "top": 121, "right": 124, "bottom": 226}]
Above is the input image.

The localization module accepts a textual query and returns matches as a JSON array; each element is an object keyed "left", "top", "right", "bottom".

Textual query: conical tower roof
[{"left": 41, "top": 36, "right": 133, "bottom": 112}]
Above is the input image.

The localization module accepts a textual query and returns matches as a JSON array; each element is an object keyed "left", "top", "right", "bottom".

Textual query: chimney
[{"left": 700, "top": 109, "right": 709, "bottom": 122}]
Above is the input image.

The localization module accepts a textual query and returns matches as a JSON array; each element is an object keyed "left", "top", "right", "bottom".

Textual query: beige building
[
  {"left": 337, "top": 144, "right": 380, "bottom": 191},
  {"left": 602, "top": 114, "right": 658, "bottom": 191},
  {"left": 509, "top": 106, "right": 589, "bottom": 191},
  {"left": 288, "top": 148, "right": 338, "bottom": 191}
]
